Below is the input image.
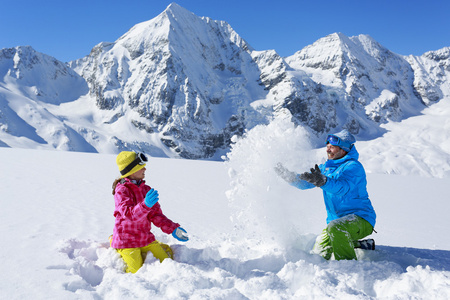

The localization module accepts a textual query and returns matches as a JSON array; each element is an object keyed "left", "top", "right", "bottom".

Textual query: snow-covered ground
[{"left": 2, "top": 97, "right": 450, "bottom": 299}]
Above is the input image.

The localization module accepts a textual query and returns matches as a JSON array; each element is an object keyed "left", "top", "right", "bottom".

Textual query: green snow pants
[{"left": 313, "top": 214, "right": 373, "bottom": 260}]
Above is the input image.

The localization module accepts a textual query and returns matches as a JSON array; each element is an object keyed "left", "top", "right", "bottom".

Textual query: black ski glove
[{"left": 299, "top": 164, "right": 327, "bottom": 187}]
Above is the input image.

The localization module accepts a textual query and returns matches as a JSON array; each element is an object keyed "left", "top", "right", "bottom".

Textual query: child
[{"left": 111, "top": 151, "right": 189, "bottom": 273}]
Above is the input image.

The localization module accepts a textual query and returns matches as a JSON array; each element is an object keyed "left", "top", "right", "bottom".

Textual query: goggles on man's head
[
  {"left": 326, "top": 135, "right": 352, "bottom": 151},
  {"left": 326, "top": 135, "right": 341, "bottom": 146},
  {"left": 120, "top": 152, "right": 148, "bottom": 176}
]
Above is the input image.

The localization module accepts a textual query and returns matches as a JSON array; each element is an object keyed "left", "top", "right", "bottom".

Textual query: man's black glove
[{"left": 299, "top": 164, "right": 327, "bottom": 187}]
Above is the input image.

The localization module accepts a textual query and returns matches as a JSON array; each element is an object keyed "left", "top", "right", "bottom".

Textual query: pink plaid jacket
[{"left": 111, "top": 178, "right": 180, "bottom": 249}]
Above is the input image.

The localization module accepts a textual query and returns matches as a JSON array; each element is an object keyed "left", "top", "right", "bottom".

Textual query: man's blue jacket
[{"left": 292, "top": 146, "right": 376, "bottom": 227}]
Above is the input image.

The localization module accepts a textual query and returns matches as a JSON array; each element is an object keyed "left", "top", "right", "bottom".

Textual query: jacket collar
[
  {"left": 325, "top": 146, "right": 359, "bottom": 168},
  {"left": 120, "top": 177, "right": 145, "bottom": 186}
]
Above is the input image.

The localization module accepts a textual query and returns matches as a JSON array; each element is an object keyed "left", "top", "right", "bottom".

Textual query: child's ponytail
[{"left": 112, "top": 178, "right": 121, "bottom": 195}]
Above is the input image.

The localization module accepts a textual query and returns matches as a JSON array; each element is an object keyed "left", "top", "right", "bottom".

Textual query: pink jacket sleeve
[{"left": 147, "top": 202, "right": 180, "bottom": 234}]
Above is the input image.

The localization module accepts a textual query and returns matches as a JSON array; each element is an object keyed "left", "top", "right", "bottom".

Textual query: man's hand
[
  {"left": 274, "top": 163, "right": 298, "bottom": 183},
  {"left": 299, "top": 164, "right": 327, "bottom": 187}
]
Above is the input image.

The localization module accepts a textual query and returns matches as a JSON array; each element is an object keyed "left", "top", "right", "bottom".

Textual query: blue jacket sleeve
[
  {"left": 320, "top": 162, "right": 362, "bottom": 196},
  {"left": 290, "top": 175, "right": 316, "bottom": 190}
]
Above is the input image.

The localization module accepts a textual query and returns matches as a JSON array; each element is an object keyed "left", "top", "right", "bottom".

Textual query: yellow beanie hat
[{"left": 116, "top": 151, "right": 146, "bottom": 178}]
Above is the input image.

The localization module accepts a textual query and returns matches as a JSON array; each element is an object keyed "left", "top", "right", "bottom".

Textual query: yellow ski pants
[{"left": 115, "top": 240, "right": 173, "bottom": 273}]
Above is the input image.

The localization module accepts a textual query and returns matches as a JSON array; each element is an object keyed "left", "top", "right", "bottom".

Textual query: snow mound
[{"left": 56, "top": 238, "right": 450, "bottom": 299}]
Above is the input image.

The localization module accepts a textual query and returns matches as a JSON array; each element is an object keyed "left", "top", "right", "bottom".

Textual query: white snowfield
[{"left": 2, "top": 97, "right": 450, "bottom": 299}]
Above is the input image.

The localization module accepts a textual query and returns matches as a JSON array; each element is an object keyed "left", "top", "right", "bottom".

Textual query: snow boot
[{"left": 355, "top": 239, "right": 375, "bottom": 250}]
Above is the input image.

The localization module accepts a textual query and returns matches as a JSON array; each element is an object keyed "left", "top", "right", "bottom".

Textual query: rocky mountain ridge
[{"left": 0, "top": 3, "right": 449, "bottom": 159}]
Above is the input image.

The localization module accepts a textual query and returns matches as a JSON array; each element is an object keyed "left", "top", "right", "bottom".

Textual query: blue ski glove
[
  {"left": 172, "top": 227, "right": 189, "bottom": 242},
  {"left": 144, "top": 188, "right": 159, "bottom": 208}
]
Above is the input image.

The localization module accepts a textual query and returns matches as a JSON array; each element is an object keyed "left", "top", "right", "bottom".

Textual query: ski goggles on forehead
[
  {"left": 120, "top": 152, "right": 148, "bottom": 176},
  {"left": 326, "top": 135, "right": 353, "bottom": 151},
  {"left": 135, "top": 152, "right": 148, "bottom": 165},
  {"left": 326, "top": 135, "right": 341, "bottom": 146}
]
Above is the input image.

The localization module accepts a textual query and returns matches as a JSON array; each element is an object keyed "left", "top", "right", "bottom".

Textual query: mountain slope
[
  {"left": 287, "top": 34, "right": 424, "bottom": 128},
  {"left": 0, "top": 46, "right": 95, "bottom": 151}
]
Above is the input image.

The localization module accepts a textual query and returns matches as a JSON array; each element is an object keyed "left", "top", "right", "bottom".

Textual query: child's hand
[
  {"left": 172, "top": 227, "right": 189, "bottom": 242},
  {"left": 144, "top": 188, "right": 159, "bottom": 208}
]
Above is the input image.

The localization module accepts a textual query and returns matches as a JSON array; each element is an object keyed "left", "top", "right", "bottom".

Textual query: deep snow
[{"left": 1, "top": 106, "right": 450, "bottom": 298}]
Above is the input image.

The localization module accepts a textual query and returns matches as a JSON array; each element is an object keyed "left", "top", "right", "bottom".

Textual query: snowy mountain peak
[
  {"left": 422, "top": 46, "right": 450, "bottom": 75},
  {"left": 69, "top": 3, "right": 261, "bottom": 159},
  {"left": 115, "top": 2, "right": 249, "bottom": 61},
  {"left": 424, "top": 46, "right": 450, "bottom": 61},
  {"left": 0, "top": 46, "right": 88, "bottom": 104},
  {"left": 287, "top": 33, "right": 395, "bottom": 74},
  {"left": 164, "top": 2, "right": 199, "bottom": 19},
  {"left": 286, "top": 32, "right": 430, "bottom": 126}
]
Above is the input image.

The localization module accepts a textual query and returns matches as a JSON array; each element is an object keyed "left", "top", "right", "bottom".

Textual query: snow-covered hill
[{"left": 0, "top": 3, "right": 449, "bottom": 166}]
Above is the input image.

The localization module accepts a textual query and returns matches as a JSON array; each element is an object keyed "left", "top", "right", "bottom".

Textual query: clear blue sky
[{"left": 1, "top": 0, "right": 449, "bottom": 62}]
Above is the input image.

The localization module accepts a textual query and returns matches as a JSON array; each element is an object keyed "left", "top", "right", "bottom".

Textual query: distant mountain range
[{"left": 0, "top": 3, "right": 449, "bottom": 159}]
